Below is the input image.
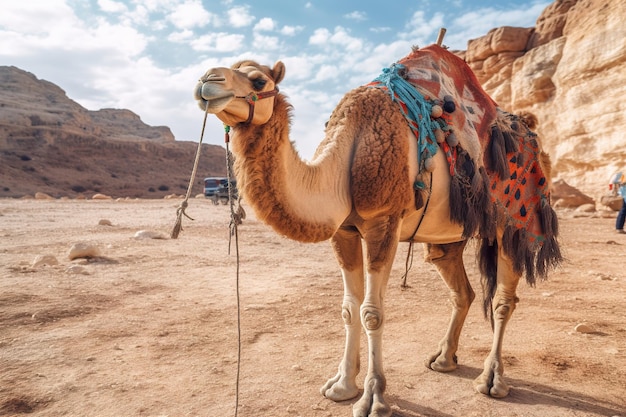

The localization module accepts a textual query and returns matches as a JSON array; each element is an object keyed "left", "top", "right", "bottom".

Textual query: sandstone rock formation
[
  {"left": 464, "top": 0, "right": 626, "bottom": 203},
  {"left": 551, "top": 179, "right": 595, "bottom": 209},
  {"left": 0, "top": 66, "right": 226, "bottom": 198}
]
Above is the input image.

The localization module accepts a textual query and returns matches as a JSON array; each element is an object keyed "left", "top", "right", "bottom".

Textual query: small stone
[
  {"left": 34, "top": 192, "right": 54, "bottom": 200},
  {"left": 32, "top": 255, "right": 59, "bottom": 268},
  {"left": 291, "top": 364, "right": 302, "bottom": 371},
  {"left": 66, "top": 265, "right": 89, "bottom": 275},
  {"left": 134, "top": 230, "right": 167, "bottom": 240},
  {"left": 574, "top": 323, "right": 595, "bottom": 334},
  {"left": 575, "top": 204, "right": 596, "bottom": 213},
  {"left": 92, "top": 193, "right": 112, "bottom": 200},
  {"left": 68, "top": 242, "right": 100, "bottom": 260},
  {"left": 430, "top": 104, "right": 443, "bottom": 118},
  {"left": 98, "top": 219, "right": 112, "bottom": 226}
]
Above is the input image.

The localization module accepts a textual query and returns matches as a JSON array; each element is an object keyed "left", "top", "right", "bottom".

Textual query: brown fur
[
  {"left": 231, "top": 94, "right": 336, "bottom": 243},
  {"left": 332, "top": 87, "right": 413, "bottom": 218}
]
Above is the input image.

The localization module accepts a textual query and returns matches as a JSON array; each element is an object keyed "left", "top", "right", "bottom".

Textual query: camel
[{"left": 194, "top": 44, "right": 561, "bottom": 417}]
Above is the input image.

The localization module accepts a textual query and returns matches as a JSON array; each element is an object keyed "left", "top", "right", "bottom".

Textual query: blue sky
[{"left": 0, "top": 0, "right": 550, "bottom": 160}]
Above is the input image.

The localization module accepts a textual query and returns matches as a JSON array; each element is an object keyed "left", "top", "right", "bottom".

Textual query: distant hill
[{"left": 0, "top": 66, "right": 226, "bottom": 198}]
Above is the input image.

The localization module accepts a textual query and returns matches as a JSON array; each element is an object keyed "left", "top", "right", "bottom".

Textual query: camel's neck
[{"left": 230, "top": 95, "right": 352, "bottom": 243}]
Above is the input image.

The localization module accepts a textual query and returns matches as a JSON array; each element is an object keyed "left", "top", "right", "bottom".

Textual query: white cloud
[
  {"left": 255, "top": 17, "right": 276, "bottom": 31},
  {"left": 279, "top": 56, "right": 314, "bottom": 81},
  {"left": 448, "top": 2, "right": 549, "bottom": 48},
  {"left": 168, "top": 0, "right": 214, "bottom": 29},
  {"left": 189, "top": 32, "right": 245, "bottom": 52},
  {"left": 0, "top": 1, "right": 76, "bottom": 34},
  {"left": 97, "top": 0, "right": 128, "bottom": 13},
  {"left": 309, "top": 27, "right": 364, "bottom": 52},
  {"left": 328, "top": 27, "right": 364, "bottom": 52},
  {"left": 227, "top": 6, "right": 255, "bottom": 28},
  {"left": 344, "top": 11, "right": 367, "bottom": 21},
  {"left": 309, "top": 28, "right": 330, "bottom": 45},
  {"left": 370, "top": 27, "right": 391, "bottom": 33},
  {"left": 168, "top": 29, "right": 194, "bottom": 43},
  {"left": 400, "top": 10, "right": 444, "bottom": 43},
  {"left": 313, "top": 64, "right": 339, "bottom": 83},
  {"left": 253, "top": 34, "right": 281, "bottom": 51},
  {"left": 280, "top": 25, "right": 303, "bottom": 36}
]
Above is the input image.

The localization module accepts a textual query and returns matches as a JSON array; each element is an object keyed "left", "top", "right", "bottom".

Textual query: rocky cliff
[
  {"left": 0, "top": 66, "right": 226, "bottom": 198},
  {"left": 463, "top": 0, "right": 626, "bottom": 202}
]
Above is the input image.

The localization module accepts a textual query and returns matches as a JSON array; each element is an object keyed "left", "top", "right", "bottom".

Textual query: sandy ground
[{"left": 0, "top": 198, "right": 625, "bottom": 417}]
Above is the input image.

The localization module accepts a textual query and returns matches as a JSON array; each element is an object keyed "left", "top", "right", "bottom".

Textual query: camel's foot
[
  {"left": 352, "top": 377, "right": 391, "bottom": 417},
  {"left": 321, "top": 372, "right": 359, "bottom": 402},
  {"left": 473, "top": 367, "right": 510, "bottom": 398},
  {"left": 425, "top": 350, "right": 458, "bottom": 373}
]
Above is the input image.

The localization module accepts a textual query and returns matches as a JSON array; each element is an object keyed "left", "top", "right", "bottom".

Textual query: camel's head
[{"left": 194, "top": 60, "right": 285, "bottom": 126}]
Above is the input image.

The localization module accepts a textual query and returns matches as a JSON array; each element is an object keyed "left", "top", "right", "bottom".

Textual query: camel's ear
[{"left": 271, "top": 61, "right": 286, "bottom": 85}]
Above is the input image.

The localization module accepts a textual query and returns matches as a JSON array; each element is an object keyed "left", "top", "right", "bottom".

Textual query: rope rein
[
  {"left": 400, "top": 172, "right": 433, "bottom": 288},
  {"left": 170, "top": 104, "right": 210, "bottom": 239},
  {"left": 174, "top": 84, "right": 279, "bottom": 416},
  {"left": 223, "top": 126, "right": 243, "bottom": 417},
  {"left": 168, "top": 104, "right": 243, "bottom": 417}
]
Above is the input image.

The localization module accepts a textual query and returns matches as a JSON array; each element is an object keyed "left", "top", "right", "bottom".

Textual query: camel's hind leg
[
  {"left": 321, "top": 226, "right": 364, "bottom": 402},
  {"left": 474, "top": 241, "right": 521, "bottom": 398},
  {"left": 423, "top": 241, "right": 475, "bottom": 372}
]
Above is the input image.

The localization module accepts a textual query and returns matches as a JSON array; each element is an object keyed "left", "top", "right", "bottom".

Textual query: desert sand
[{"left": 1, "top": 198, "right": 624, "bottom": 417}]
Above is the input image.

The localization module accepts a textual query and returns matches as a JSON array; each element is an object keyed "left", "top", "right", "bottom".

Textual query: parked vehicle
[
  {"left": 204, "top": 177, "right": 223, "bottom": 197},
  {"left": 204, "top": 177, "right": 238, "bottom": 205}
]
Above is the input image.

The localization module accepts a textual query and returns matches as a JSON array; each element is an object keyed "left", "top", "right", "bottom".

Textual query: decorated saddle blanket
[{"left": 367, "top": 44, "right": 560, "bottom": 280}]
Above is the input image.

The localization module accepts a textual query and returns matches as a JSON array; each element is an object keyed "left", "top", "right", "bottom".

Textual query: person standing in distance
[{"left": 610, "top": 172, "right": 626, "bottom": 234}]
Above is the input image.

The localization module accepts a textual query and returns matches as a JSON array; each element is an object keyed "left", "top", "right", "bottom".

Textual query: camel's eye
[{"left": 251, "top": 77, "right": 267, "bottom": 91}]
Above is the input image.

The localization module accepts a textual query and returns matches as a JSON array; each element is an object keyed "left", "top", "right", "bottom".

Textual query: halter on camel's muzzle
[{"left": 235, "top": 87, "right": 279, "bottom": 125}]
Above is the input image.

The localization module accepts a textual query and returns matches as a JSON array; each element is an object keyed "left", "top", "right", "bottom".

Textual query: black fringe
[
  {"left": 414, "top": 187, "right": 424, "bottom": 210},
  {"left": 449, "top": 175, "right": 464, "bottom": 224},
  {"left": 502, "top": 129, "right": 518, "bottom": 154},
  {"left": 539, "top": 196, "right": 559, "bottom": 238},
  {"left": 480, "top": 170, "right": 496, "bottom": 241},
  {"left": 447, "top": 150, "right": 496, "bottom": 239},
  {"left": 488, "top": 125, "right": 510, "bottom": 179},
  {"left": 536, "top": 198, "right": 563, "bottom": 276},
  {"left": 479, "top": 237, "right": 498, "bottom": 326}
]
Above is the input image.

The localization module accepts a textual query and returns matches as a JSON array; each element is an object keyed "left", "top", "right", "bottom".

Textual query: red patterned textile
[{"left": 380, "top": 45, "right": 556, "bottom": 252}]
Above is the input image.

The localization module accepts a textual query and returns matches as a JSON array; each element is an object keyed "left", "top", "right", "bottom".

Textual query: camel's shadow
[{"left": 341, "top": 365, "right": 624, "bottom": 417}]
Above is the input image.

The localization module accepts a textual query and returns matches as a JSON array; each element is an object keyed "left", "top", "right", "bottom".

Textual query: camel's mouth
[{"left": 194, "top": 78, "right": 235, "bottom": 113}]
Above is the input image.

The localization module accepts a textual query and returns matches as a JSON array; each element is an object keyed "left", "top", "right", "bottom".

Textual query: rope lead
[{"left": 170, "top": 103, "right": 210, "bottom": 239}]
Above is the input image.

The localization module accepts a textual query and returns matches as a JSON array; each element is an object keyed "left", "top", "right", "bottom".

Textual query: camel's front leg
[
  {"left": 352, "top": 218, "right": 401, "bottom": 417},
  {"left": 474, "top": 242, "right": 521, "bottom": 398},
  {"left": 423, "top": 241, "right": 474, "bottom": 372},
  {"left": 322, "top": 227, "right": 364, "bottom": 402}
]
